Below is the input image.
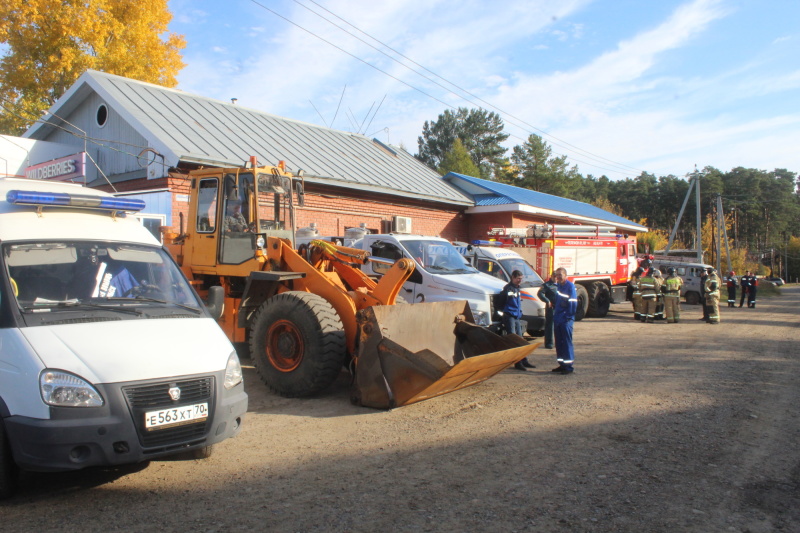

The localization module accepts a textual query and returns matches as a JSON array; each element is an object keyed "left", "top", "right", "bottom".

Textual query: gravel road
[{"left": 3, "top": 286, "right": 799, "bottom": 532}]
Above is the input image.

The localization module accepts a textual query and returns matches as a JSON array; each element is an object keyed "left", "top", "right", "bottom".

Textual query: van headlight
[
  {"left": 469, "top": 305, "right": 490, "bottom": 326},
  {"left": 40, "top": 370, "right": 104, "bottom": 407},
  {"left": 224, "top": 352, "right": 243, "bottom": 390}
]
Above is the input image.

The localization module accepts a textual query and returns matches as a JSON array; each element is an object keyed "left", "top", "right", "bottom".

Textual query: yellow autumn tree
[{"left": 0, "top": 0, "right": 185, "bottom": 134}]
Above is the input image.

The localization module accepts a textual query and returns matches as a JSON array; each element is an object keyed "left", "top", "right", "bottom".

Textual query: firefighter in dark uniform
[
  {"left": 537, "top": 272, "right": 558, "bottom": 349},
  {"left": 739, "top": 271, "right": 751, "bottom": 307},
  {"left": 700, "top": 268, "right": 709, "bottom": 321},
  {"left": 704, "top": 267, "right": 721, "bottom": 324},
  {"left": 630, "top": 267, "right": 644, "bottom": 321},
  {"left": 726, "top": 271, "right": 738, "bottom": 307},
  {"left": 747, "top": 274, "right": 758, "bottom": 308},
  {"left": 662, "top": 267, "right": 683, "bottom": 323},
  {"left": 639, "top": 268, "right": 661, "bottom": 323}
]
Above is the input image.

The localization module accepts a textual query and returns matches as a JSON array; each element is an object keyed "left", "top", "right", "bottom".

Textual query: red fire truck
[{"left": 482, "top": 224, "right": 639, "bottom": 320}]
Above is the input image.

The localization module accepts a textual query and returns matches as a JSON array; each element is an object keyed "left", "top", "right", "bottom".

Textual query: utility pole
[
  {"left": 664, "top": 167, "right": 704, "bottom": 263},
  {"left": 695, "top": 168, "right": 702, "bottom": 263},
  {"left": 716, "top": 194, "right": 732, "bottom": 274}
]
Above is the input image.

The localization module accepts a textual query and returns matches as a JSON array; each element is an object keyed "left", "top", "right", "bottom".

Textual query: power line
[
  {"left": 297, "top": 0, "right": 645, "bottom": 177},
  {"left": 248, "top": 2, "right": 634, "bottom": 177},
  {"left": 256, "top": 0, "right": 643, "bottom": 177}
]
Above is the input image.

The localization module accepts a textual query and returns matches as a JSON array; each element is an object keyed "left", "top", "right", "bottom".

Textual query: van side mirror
[{"left": 205, "top": 285, "right": 225, "bottom": 320}]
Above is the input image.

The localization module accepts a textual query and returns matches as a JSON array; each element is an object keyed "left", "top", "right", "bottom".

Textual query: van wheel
[
  {"left": 0, "top": 420, "right": 19, "bottom": 500},
  {"left": 586, "top": 281, "right": 611, "bottom": 318},
  {"left": 250, "top": 292, "right": 346, "bottom": 397},
  {"left": 574, "top": 284, "right": 589, "bottom": 321},
  {"left": 685, "top": 291, "right": 701, "bottom": 305}
]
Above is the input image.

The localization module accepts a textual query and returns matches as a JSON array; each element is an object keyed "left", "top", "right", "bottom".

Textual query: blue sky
[{"left": 168, "top": 0, "right": 800, "bottom": 180}]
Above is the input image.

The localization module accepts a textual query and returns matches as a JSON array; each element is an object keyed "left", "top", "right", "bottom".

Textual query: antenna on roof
[
  {"left": 309, "top": 100, "right": 329, "bottom": 128},
  {"left": 364, "top": 94, "right": 387, "bottom": 135},
  {"left": 331, "top": 85, "right": 346, "bottom": 129}
]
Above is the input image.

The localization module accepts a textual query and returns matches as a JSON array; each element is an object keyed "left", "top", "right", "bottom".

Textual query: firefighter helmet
[{"left": 667, "top": 267, "right": 675, "bottom": 275}]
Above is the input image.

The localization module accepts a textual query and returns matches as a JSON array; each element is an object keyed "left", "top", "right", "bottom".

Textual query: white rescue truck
[
  {"left": 454, "top": 242, "right": 545, "bottom": 289},
  {"left": 352, "top": 234, "right": 546, "bottom": 335},
  {"left": 0, "top": 178, "right": 247, "bottom": 498}
]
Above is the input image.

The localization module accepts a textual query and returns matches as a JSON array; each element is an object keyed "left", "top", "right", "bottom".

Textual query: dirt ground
[{"left": 3, "top": 286, "right": 799, "bottom": 532}]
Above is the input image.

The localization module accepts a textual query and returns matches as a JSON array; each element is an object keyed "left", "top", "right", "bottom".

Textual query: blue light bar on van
[{"left": 6, "top": 190, "right": 146, "bottom": 212}]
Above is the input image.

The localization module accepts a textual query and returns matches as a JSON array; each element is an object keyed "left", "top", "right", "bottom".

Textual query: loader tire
[
  {"left": 574, "top": 284, "right": 589, "bottom": 321},
  {"left": 0, "top": 419, "right": 19, "bottom": 500},
  {"left": 250, "top": 291, "right": 346, "bottom": 397},
  {"left": 586, "top": 281, "right": 611, "bottom": 318}
]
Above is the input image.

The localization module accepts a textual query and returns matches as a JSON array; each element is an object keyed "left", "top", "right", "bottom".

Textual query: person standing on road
[
  {"left": 747, "top": 275, "right": 758, "bottom": 308},
  {"left": 537, "top": 272, "right": 558, "bottom": 349},
  {"left": 726, "top": 271, "right": 738, "bottom": 307},
  {"left": 653, "top": 269, "right": 665, "bottom": 320},
  {"left": 700, "top": 268, "right": 710, "bottom": 321},
  {"left": 552, "top": 267, "right": 577, "bottom": 375},
  {"left": 630, "top": 267, "right": 644, "bottom": 321},
  {"left": 497, "top": 270, "right": 535, "bottom": 371},
  {"left": 739, "top": 271, "right": 752, "bottom": 308},
  {"left": 662, "top": 267, "right": 683, "bottom": 323},
  {"left": 705, "top": 267, "right": 721, "bottom": 324},
  {"left": 639, "top": 268, "right": 661, "bottom": 323}
]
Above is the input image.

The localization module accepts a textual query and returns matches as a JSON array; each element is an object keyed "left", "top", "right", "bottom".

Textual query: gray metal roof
[
  {"left": 444, "top": 172, "right": 648, "bottom": 232},
  {"left": 25, "top": 70, "right": 472, "bottom": 206}
]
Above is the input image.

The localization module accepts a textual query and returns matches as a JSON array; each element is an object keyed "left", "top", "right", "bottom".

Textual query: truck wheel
[
  {"left": 685, "top": 291, "right": 700, "bottom": 305},
  {"left": 586, "top": 281, "right": 611, "bottom": 318},
  {"left": 250, "top": 291, "right": 346, "bottom": 397},
  {"left": 574, "top": 284, "right": 589, "bottom": 321},
  {"left": 0, "top": 419, "right": 19, "bottom": 500}
]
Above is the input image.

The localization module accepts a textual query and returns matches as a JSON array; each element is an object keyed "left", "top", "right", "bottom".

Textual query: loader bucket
[{"left": 353, "top": 300, "right": 539, "bottom": 409}]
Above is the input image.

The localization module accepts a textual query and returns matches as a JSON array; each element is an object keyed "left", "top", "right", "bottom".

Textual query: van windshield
[
  {"left": 4, "top": 241, "right": 201, "bottom": 312},
  {"left": 499, "top": 258, "right": 544, "bottom": 287},
  {"left": 400, "top": 239, "right": 477, "bottom": 275}
]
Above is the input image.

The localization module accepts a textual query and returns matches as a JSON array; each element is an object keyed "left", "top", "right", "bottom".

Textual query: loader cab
[{"left": 190, "top": 166, "right": 299, "bottom": 266}]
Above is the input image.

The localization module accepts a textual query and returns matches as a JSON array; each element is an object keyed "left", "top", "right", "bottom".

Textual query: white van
[
  {"left": 454, "top": 243, "right": 545, "bottom": 289},
  {"left": 0, "top": 178, "right": 247, "bottom": 498},
  {"left": 353, "top": 234, "right": 545, "bottom": 334}
]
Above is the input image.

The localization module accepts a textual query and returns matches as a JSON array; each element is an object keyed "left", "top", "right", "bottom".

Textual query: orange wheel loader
[{"left": 164, "top": 159, "right": 539, "bottom": 408}]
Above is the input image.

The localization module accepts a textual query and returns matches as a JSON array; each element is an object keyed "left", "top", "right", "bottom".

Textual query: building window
[{"left": 96, "top": 104, "right": 108, "bottom": 127}]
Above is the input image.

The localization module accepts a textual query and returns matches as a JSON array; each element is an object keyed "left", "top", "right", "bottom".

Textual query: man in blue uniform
[
  {"left": 497, "top": 270, "right": 535, "bottom": 370},
  {"left": 552, "top": 267, "right": 578, "bottom": 375}
]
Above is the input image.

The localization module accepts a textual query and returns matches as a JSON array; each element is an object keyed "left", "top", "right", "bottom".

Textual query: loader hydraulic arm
[
  {"left": 303, "top": 239, "right": 413, "bottom": 308},
  {"left": 265, "top": 237, "right": 415, "bottom": 354}
]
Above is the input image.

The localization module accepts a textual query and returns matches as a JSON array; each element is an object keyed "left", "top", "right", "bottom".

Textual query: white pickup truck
[
  {"left": 0, "top": 178, "right": 247, "bottom": 498},
  {"left": 352, "top": 234, "right": 545, "bottom": 334}
]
